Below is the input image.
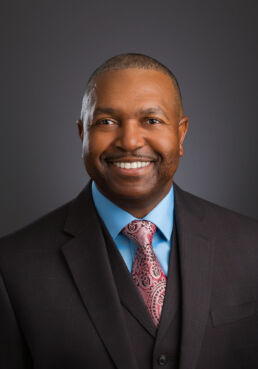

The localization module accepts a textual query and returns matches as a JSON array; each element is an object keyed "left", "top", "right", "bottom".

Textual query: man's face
[{"left": 78, "top": 68, "right": 188, "bottom": 210}]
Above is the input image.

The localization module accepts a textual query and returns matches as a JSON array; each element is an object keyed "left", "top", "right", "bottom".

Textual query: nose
[{"left": 115, "top": 120, "right": 145, "bottom": 151}]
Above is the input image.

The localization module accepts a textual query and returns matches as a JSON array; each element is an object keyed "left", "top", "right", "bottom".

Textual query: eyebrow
[
  {"left": 137, "top": 107, "right": 169, "bottom": 119},
  {"left": 94, "top": 107, "right": 119, "bottom": 117},
  {"left": 94, "top": 106, "right": 169, "bottom": 119}
]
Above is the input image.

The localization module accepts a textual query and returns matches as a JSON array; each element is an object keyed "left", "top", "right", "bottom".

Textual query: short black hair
[{"left": 81, "top": 53, "right": 183, "bottom": 125}]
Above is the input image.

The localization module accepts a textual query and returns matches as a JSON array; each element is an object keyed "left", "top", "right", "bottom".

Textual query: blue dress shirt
[{"left": 91, "top": 182, "right": 174, "bottom": 276}]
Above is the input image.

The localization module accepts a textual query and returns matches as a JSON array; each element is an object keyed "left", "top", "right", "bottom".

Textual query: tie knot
[{"left": 122, "top": 220, "right": 156, "bottom": 249}]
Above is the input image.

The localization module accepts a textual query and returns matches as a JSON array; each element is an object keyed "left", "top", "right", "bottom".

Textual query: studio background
[{"left": 1, "top": 0, "right": 257, "bottom": 237}]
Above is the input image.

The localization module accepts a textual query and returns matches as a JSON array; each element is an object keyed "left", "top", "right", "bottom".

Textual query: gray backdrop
[{"left": 1, "top": 0, "right": 258, "bottom": 236}]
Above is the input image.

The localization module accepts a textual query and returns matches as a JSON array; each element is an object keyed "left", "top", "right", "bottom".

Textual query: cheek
[
  {"left": 152, "top": 134, "right": 180, "bottom": 160},
  {"left": 84, "top": 132, "right": 101, "bottom": 157},
  {"left": 152, "top": 136, "right": 180, "bottom": 177},
  {"left": 85, "top": 131, "right": 113, "bottom": 162}
]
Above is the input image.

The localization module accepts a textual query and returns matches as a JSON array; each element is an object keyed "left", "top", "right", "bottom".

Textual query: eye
[
  {"left": 145, "top": 118, "right": 161, "bottom": 125},
  {"left": 97, "top": 119, "right": 116, "bottom": 125}
]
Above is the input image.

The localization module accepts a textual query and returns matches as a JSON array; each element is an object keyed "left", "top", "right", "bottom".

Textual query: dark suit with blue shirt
[{"left": 0, "top": 182, "right": 258, "bottom": 369}]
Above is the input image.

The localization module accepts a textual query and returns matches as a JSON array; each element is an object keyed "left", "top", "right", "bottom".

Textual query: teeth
[{"left": 113, "top": 161, "right": 151, "bottom": 169}]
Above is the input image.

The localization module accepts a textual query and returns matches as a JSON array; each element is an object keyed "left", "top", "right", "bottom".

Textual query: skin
[{"left": 78, "top": 68, "right": 188, "bottom": 218}]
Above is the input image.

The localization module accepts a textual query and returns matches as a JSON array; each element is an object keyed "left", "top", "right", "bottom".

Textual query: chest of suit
[{"left": 1, "top": 183, "right": 258, "bottom": 369}]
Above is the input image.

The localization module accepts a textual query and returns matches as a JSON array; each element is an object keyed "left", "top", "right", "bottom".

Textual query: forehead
[{"left": 92, "top": 69, "right": 177, "bottom": 115}]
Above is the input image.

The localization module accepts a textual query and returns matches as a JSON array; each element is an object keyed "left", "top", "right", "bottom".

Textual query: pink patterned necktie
[{"left": 122, "top": 220, "right": 167, "bottom": 326}]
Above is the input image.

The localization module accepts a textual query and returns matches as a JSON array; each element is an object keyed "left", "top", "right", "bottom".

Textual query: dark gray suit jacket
[{"left": 0, "top": 183, "right": 257, "bottom": 369}]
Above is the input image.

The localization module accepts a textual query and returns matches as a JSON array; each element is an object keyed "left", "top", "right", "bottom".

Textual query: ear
[
  {"left": 77, "top": 119, "right": 84, "bottom": 141},
  {"left": 178, "top": 116, "right": 189, "bottom": 157}
]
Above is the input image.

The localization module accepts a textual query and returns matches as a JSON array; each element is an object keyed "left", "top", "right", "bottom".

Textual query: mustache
[{"left": 103, "top": 152, "right": 158, "bottom": 161}]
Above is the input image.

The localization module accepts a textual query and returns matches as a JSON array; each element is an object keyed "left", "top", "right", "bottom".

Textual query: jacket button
[{"left": 158, "top": 354, "right": 168, "bottom": 366}]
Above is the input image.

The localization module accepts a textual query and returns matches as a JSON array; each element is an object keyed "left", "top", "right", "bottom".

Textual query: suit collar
[
  {"left": 64, "top": 181, "right": 208, "bottom": 240},
  {"left": 63, "top": 182, "right": 93, "bottom": 236}
]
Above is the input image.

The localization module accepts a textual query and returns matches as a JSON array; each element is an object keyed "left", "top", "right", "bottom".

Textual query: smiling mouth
[{"left": 112, "top": 161, "right": 151, "bottom": 169}]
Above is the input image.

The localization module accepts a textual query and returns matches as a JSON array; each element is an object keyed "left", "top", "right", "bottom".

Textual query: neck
[
  {"left": 112, "top": 198, "right": 162, "bottom": 219},
  {"left": 96, "top": 183, "right": 173, "bottom": 219}
]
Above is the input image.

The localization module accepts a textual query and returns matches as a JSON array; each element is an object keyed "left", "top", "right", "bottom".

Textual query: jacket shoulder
[
  {"left": 175, "top": 184, "right": 258, "bottom": 235},
  {"left": 0, "top": 201, "right": 71, "bottom": 254}
]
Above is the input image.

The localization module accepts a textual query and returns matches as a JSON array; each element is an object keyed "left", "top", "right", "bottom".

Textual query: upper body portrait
[{"left": 0, "top": 53, "right": 257, "bottom": 369}]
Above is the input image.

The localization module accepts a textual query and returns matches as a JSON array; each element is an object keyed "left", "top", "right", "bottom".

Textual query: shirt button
[{"left": 157, "top": 354, "right": 168, "bottom": 366}]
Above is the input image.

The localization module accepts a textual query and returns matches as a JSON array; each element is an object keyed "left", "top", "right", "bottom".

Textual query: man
[{"left": 0, "top": 53, "right": 257, "bottom": 369}]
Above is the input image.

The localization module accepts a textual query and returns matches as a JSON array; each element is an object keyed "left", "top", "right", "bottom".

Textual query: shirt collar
[{"left": 91, "top": 181, "right": 174, "bottom": 241}]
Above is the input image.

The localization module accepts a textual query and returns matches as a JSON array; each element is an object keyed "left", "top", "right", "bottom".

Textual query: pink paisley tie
[{"left": 122, "top": 220, "right": 167, "bottom": 326}]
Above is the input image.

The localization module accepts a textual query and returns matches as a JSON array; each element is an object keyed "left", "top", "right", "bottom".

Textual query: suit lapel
[
  {"left": 174, "top": 185, "right": 214, "bottom": 369},
  {"left": 61, "top": 183, "right": 138, "bottom": 369},
  {"left": 61, "top": 182, "right": 214, "bottom": 369}
]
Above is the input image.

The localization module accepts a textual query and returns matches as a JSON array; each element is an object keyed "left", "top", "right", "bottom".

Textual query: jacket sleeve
[{"left": 0, "top": 270, "right": 33, "bottom": 369}]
